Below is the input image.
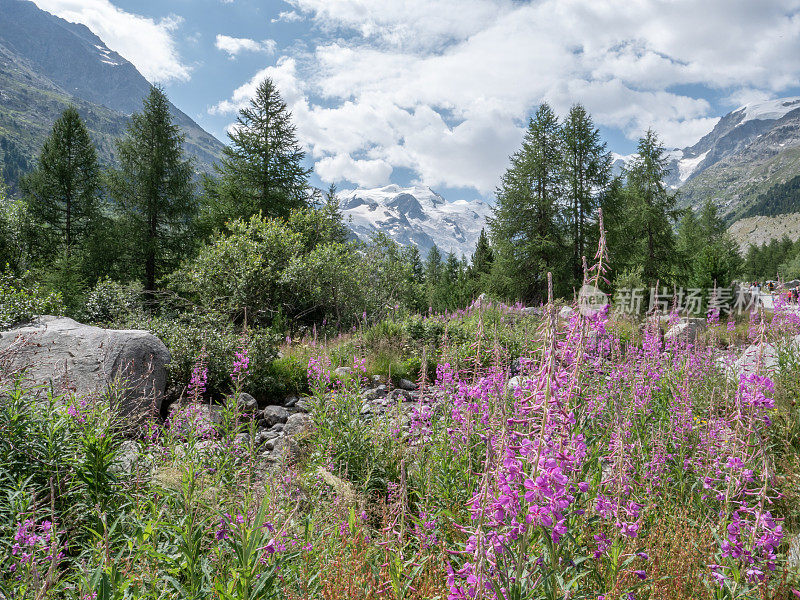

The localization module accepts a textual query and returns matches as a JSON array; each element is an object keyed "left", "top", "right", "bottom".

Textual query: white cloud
[
  {"left": 215, "top": 0, "right": 800, "bottom": 192},
  {"left": 32, "top": 0, "right": 191, "bottom": 82},
  {"left": 315, "top": 155, "right": 393, "bottom": 187},
  {"left": 271, "top": 11, "right": 303, "bottom": 24},
  {"left": 215, "top": 35, "right": 277, "bottom": 58}
]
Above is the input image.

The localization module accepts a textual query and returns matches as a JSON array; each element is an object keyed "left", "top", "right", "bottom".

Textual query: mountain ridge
[
  {"left": 338, "top": 184, "right": 490, "bottom": 258},
  {"left": 0, "top": 0, "right": 224, "bottom": 189}
]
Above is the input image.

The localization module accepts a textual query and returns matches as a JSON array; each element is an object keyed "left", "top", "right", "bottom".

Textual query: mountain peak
[
  {"left": 733, "top": 97, "right": 800, "bottom": 126},
  {"left": 338, "top": 185, "right": 490, "bottom": 258}
]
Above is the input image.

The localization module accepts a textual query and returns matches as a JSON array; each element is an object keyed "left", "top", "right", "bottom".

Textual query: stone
[
  {"left": 284, "top": 394, "right": 299, "bottom": 408},
  {"left": 236, "top": 392, "right": 258, "bottom": 413},
  {"left": 234, "top": 432, "right": 250, "bottom": 448},
  {"left": 167, "top": 402, "right": 222, "bottom": 438},
  {"left": 295, "top": 397, "right": 314, "bottom": 413},
  {"left": 113, "top": 440, "right": 141, "bottom": 475},
  {"left": 390, "top": 388, "right": 412, "bottom": 401},
  {"left": 375, "top": 385, "right": 388, "bottom": 397},
  {"left": 283, "top": 412, "right": 312, "bottom": 437},
  {"left": 255, "top": 429, "right": 279, "bottom": 446},
  {"left": 361, "top": 388, "right": 380, "bottom": 401},
  {"left": 788, "top": 533, "right": 800, "bottom": 571},
  {"left": 398, "top": 378, "right": 417, "bottom": 391},
  {"left": 261, "top": 405, "right": 290, "bottom": 427},
  {"left": 558, "top": 306, "right": 575, "bottom": 320},
  {"left": 334, "top": 366, "right": 352, "bottom": 377},
  {"left": 664, "top": 319, "right": 705, "bottom": 343},
  {"left": 0, "top": 316, "right": 170, "bottom": 421}
]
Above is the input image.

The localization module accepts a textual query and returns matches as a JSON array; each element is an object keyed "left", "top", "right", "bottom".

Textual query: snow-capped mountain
[
  {"left": 338, "top": 185, "right": 491, "bottom": 258},
  {"left": 610, "top": 97, "right": 800, "bottom": 218}
]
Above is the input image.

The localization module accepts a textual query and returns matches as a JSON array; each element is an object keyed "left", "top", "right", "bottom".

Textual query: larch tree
[
  {"left": 214, "top": 77, "right": 310, "bottom": 223},
  {"left": 488, "top": 103, "right": 566, "bottom": 302},
  {"left": 22, "top": 106, "right": 100, "bottom": 259},
  {"left": 109, "top": 85, "right": 195, "bottom": 295},
  {"left": 562, "top": 104, "right": 612, "bottom": 283}
]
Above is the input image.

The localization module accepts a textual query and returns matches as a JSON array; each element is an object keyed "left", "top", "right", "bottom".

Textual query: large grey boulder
[{"left": 0, "top": 316, "right": 170, "bottom": 420}]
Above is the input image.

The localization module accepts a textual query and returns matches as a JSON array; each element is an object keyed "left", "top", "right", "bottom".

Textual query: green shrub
[
  {"left": 0, "top": 270, "right": 64, "bottom": 330},
  {"left": 84, "top": 278, "right": 143, "bottom": 325}
]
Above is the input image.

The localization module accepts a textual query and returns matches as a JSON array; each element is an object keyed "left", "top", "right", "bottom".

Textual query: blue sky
[{"left": 31, "top": 0, "right": 800, "bottom": 203}]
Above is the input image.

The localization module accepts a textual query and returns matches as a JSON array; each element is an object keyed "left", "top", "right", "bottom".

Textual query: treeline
[
  {"left": 742, "top": 236, "right": 800, "bottom": 281},
  {"left": 739, "top": 174, "right": 800, "bottom": 220},
  {"left": 0, "top": 80, "right": 485, "bottom": 332},
  {"left": 1, "top": 80, "right": 746, "bottom": 332},
  {"left": 483, "top": 104, "right": 741, "bottom": 303}
]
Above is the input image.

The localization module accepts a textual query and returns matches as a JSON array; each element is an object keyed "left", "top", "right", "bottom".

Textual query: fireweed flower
[
  {"left": 188, "top": 349, "right": 208, "bottom": 401},
  {"left": 231, "top": 346, "right": 250, "bottom": 383}
]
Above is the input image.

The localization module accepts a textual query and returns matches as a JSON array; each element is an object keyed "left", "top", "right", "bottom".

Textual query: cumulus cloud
[
  {"left": 214, "top": 0, "right": 800, "bottom": 192},
  {"left": 271, "top": 11, "right": 303, "bottom": 24},
  {"left": 215, "top": 35, "right": 277, "bottom": 58},
  {"left": 315, "top": 155, "right": 393, "bottom": 187},
  {"left": 32, "top": 0, "right": 191, "bottom": 82}
]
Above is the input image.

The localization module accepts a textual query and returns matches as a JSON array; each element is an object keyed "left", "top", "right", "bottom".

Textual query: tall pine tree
[
  {"left": 622, "top": 129, "right": 679, "bottom": 288},
  {"left": 488, "top": 103, "right": 566, "bottom": 302},
  {"left": 109, "top": 86, "right": 195, "bottom": 294},
  {"left": 562, "top": 104, "right": 612, "bottom": 284},
  {"left": 21, "top": 107, "right": 100, "bottom": 259},
  {"left": 212, "top": 77, "right": 310, "bottom": 223}
]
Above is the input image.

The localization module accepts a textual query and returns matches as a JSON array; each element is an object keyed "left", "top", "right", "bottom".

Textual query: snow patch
[
  {"left": 734, "top": 97, "right": 800, "bottom": 126},
  {"left": 677, "top": 150, "right": 709, "bottom": 183},
  {"left": 338, "top": 186, "right": 490, "bottom": 257}
]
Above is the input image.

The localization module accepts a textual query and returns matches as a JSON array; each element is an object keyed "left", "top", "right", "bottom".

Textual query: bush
[
  {"left": 0, "top": 270, "right": 64, "bottom": 330},
  {"left": 83, "top": 278, "right": 143, "bottom": 325},
  {"left": 114, "top": 311, "right": 281, "bottom": 403}
]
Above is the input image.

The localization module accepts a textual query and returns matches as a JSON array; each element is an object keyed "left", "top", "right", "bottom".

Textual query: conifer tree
[
  {"left": 621, "top": 129, "right": 680, "bottom": 288},
  {"left": 562, "top": 104, "right": 612, "bottom": 283},
  {"left": 109, "top": 86, "right": 195, "bottom": 294},
  {"left": 488, "top": 103, "right": 566, "bottom": 302},
  {"left": 470, "top": 228, "right": 494, "bottom": 280},
  {"left": 214, "top": 77, "right": 310, "bottom": 222},
  {"left": 21, "top": 107, "right": 100, "bottom": 258}
]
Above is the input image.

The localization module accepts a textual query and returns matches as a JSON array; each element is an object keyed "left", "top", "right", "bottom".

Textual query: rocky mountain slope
[
  {"left": 0, "top": 0, "right": 224, "bottom": 189},
  {"left": 338, "top": 185, "right": 491, "bottom": 258}
]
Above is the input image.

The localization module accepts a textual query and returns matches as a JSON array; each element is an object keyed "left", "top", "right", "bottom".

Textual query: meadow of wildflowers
[{"left": 1, "top": 248, "right": 800, "bottom": 599}]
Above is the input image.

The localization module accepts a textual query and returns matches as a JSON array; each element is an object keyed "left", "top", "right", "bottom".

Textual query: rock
[
  {"left": 295, "top": 397, "right": 314, "bottom": 413},
  {"left": 271, "top": 437, "right": 304, "bottom": 464},
  {"left": 788, "top": 533, "right": 800, "bottom": 571},
  {"left": 398, "top": 378, "right": 417, "bottom": 391},
  {"left": 727, "top": 342, "right": 780, "bottom": 379},
  {"left": 520, "top": 306, "right": 542, "bottom": 316},
  {"left": 284, "top": 394, "right": 299, "bottom": 408},
  {"left": 261, "top": 405, "right": 290, "bottom": 427},
  {"left": 664, "top": 319, "right": 704, "bottom": 343},
  {"left": 361, "top": 388, "right": 380, "bottom": 401},
  {"left": 283, "top": 412, "right": 312, "bottom": 437},
  {"left": 375, "top": 384, "right": 388, "bottom": 397},
  {"left": 113, "top": 440, "right": 141, "bottom": 475},
  {"left": 236, "top": 392, "right": 258, "bottom": 413},
  {"left": 371, "top": 374, "right": 383, "bottom": 385},
  {"left": 168, "top": 403, "right": 222, "bottom": 438},
  {"left": 507, "top": 376, "right": 531, "bottom": 391},
  {"left": 315, "top": 466, "right": 360, "bottom": 507},
  {"left": 334, "top": 366, "right": 352, "bottom": 377},
  {"left": 558, "top": 306, "right": 575, "bottom": 320},
  {"left": 255, "top": 429, "right": 279, "bottom": 446},
  {"left": 0, "top": 316, "right": 170, "bottom": 422},
  {"left": 390, "top": 388, "right": 413, "bottom": 402},
  {"left": 234, "top": 432, "right": 250, "bottom": 448}
]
